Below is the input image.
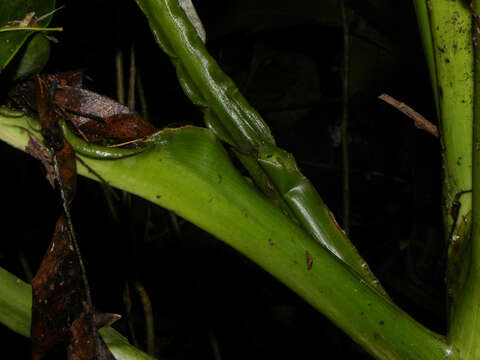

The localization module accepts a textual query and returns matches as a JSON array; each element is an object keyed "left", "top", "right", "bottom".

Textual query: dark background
[{"left": 0, "top": 1, "right": 444, "bottom": 359}]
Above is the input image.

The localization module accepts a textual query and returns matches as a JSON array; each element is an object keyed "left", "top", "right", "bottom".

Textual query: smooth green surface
[
  {"left": 452, "top": 0, "right": 480, "bottom": 357},
  {"left": 135, "top": 0, "right": 387, "bottom": 296},
  {"left": 8, "top": 32, "right": 50, "bottom": 80},
  {"left": 0, "top": 267, "right": 155, "bottom": 360},
  {"left": 0, "top": 267, "right": 31, "bottom": 337},
  {"left": 60, "top": 120, "right": 152, "bottom": 159},
  {"left": 0, "top": 112, "right": 456, "bottom": 360},
  {"left": 429, "top": 0, "right": 473, "bottom": 234},
  {"left": 100, "top": 327, "right": 156, "bottom": 360},
  {"left": 412, "top": 0, "right": 439, "bottom": 116},
  {"left": 136, "top": 0, "right": 274, "bottom": 154},
  {"left": 0, "top": 0, "right": 55, "bottom": 73}
]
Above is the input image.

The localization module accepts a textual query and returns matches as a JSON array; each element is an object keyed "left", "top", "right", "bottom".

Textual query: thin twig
[
  {"left": 0, "top": 26, "right": 63, "bottom": 32},
  {"left": 378, "top": 93, "right": 439, "bottom": 138},
  {"left": 123, "top": 281, "right": 140, "bottom": 348},
  {"left": 135, "top": 281, "right": 155, "bottom": 356},
  {"left": 115, "top": 49, "right": 125, "bottom": 105},
  {"left": 136, "top": 72, "right": 149, "bottom": 122},
  {"left": 169, "top": 211, "right": 182, "bottom": 240},
  {"left": 128, "top": 43, "right": 136, "bottom": 111},
  {"left": 18, "top": 249, "right": 32, "bottom": 282},
  {"left": 208, "top": 329, "right": 222, "bottom": 360},
  {"left": 340, "top": 0, "right": 351, "bottom": 236}
]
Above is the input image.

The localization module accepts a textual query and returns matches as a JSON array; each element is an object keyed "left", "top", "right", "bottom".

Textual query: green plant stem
[
  {"left": 417, "top": 0, "right": 478, "bottom": 356},
  {"left": 450, "top": 1, "right": 480, "bottom": 358},
  {"left": 413, "top": 0, "right": 440, "bottom": 116},
  {"left": 134, "top": 0, "right": 387, "bottom": 296},
  {"left": 428, "top": 0, "right": 473, "bottom": 236},
  {"left": 136, "top": 71, "right": 149, "bottom": 122},
  {"left": 0, "top": 26, "right": 62, "bottom": 32},
  {"left": 0, "top": 113, "right": 456, "bottom": 360}
]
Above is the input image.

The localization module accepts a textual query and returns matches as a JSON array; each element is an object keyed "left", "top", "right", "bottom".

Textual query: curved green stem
[
  {"left": 413, "top": 0, "right": 440, "bottom": 116},
  {"left": 135, "top": 0, "right": 387, "bottom": 296},
  {"left": 0, "top": 113, "right": 456, "bottom": 360}
]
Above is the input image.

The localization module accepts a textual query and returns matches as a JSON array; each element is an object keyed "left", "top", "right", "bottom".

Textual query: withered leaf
[
  {"left": 32, "top": 216, "right": 117, "bottom": 360},
  {"left": 31, "top": 216, "right": 90, "bottom": 360},
  {"left": 94, "top": 312, "right": 122, "bottom": 329},
  {"left": 33, "top": 75, "right": 77, "bottom": 204},
  {"left": 27, "top": 71, "right": 120, "bottom": 360},
  {"left": 54, "top": 85, "right": 155, "bottom": 142},
  {"left": 9, "top": 70, "right": 156, "bottom": 143},
  {"left": 1, "top": 12, "right": 37, "bottom": 28},
  {"left": 8, "top": 71, "right": 84, "bottom": 114},
  {"left": 34, "top": 75, "right": 64, "bottom": 151},
  {"left": 67, "top": 315, "right": 116, "bottom": 360}
]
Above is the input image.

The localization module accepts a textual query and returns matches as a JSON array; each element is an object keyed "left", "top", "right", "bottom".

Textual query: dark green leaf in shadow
[
  {"left": 7, "top": 33, "right": 50, "bottom": 80},
  {"left": 0, "top": 0, "right": 55, "bottom": 73}
]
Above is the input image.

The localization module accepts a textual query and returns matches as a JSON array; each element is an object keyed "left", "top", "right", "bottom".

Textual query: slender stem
[
  {"left": 208, "top": 329, "right": 222, "bottom": 360},
  {"left": 134, "top": 0, "right": 389, "bottom": 297},
  {"left": 136, "top": 72, "right": 149, "bottom": 122},
  {"left": 340, "top": 0, "right": 350, "bottom": 235},
  {"left": 115, "top": 49, "right": 125, "bottom": 105},
  {"left": 128, "top": 43, "right": 136, "bottom": 111},
  {"left": 412, "top": 0, "right": 440, "bottom": 117},
  {"left": 17, "top": 249, "right": 32, "bottom": 283},
  {"left": 123, "top": 282, "right": 140, "bottom": 348},
  {"left": 0, "top": 26, "right": 62, "bottom": 32},
  {"left": 378, "top": 93, "right": 439, "bottom": 137},
  {"left": 0, "top": 115, "right": 456, "bottom": 359},
  {"left": 135, "top": 282, "right": 155, "bottom": 356}
]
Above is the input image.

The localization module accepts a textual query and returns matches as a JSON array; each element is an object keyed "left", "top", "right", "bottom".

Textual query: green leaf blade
[{"left": 0, "top": 0, "right": 55, "bottom": 73}]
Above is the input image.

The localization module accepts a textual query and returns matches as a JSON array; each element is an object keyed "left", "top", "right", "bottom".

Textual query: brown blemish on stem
[
  {"left": 305, "top": 251, "right": 313, "bottom": 270},
  {"left": 327, "top": 211, "right": 346, "bottom": 235}
]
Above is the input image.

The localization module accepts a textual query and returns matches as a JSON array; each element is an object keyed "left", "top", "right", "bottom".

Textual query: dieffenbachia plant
[{"left": 2, "top": 0, "right": 478, "bottom": 359}]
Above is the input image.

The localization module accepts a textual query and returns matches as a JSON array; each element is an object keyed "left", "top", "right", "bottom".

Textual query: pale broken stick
[{"left": 378, "top": 93, "right": 439, "bottom": 138}]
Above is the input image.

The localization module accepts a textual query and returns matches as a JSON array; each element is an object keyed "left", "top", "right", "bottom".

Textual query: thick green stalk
[
  {"left": 429, "top": 0, "right": 473, "bottom": 235},
  {"left": 450, "top": 0, "right": 480, "bottom": 357},
  {"left": 0, "top": 114, "right": 456, "bottom": 359},
  {"left": 134, "top": 0, "right": 386, "bottom": 296},
  {"left": 0, "top": 267, "right": 155, "bottom": 360},
  {"left": 418, "top": 0, "right": 478, "bottom": 356}
]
